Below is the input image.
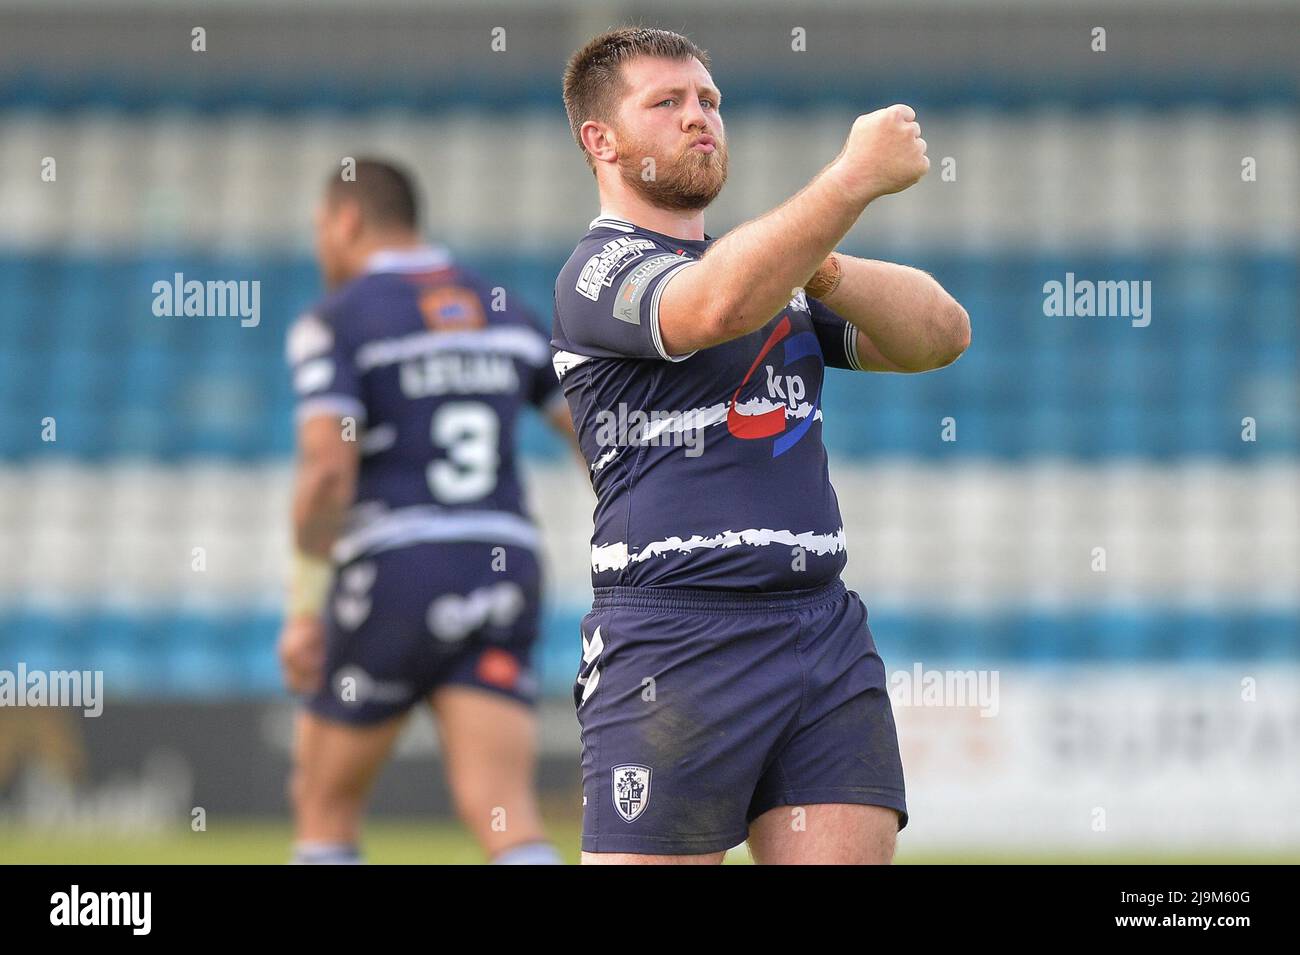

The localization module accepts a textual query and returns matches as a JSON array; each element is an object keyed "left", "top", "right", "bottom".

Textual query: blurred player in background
[
  {"left": 554, "top": 28, "right": 970, "bottom": 864},
  {"left": 279, "top": 159, "right": 573, "bottom": 864}
]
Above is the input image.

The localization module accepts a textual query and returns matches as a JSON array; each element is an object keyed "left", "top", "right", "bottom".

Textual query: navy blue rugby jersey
[
  {"left": 287, "top": 246, "right": 563, "bottom": 564},
  {"left": 551, "top": 215, "right": 867, "bottom": 592}
]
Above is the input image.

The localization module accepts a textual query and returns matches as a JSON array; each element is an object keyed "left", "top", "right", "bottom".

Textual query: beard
[{"left": 617, "top": 127, "right": 729, "bottom": 212}]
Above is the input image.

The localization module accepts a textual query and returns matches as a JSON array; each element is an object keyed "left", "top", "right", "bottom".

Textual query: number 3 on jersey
[{"left": 427, "top": 401, "right": 500, "bottom": 503}]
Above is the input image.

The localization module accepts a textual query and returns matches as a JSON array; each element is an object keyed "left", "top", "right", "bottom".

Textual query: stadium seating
[{"left": 0, "top": 94, "right": 1295, "bottom": 697}]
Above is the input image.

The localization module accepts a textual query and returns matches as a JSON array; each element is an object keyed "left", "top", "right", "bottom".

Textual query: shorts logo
[
  {"left": 334, "top": 561, "right": 376, "bottom": 630},
  {"left": 427, "top": 581, "right": 525, "bottom": 643},
  {"left": 475, "top": 647, "right": 521, "bottom": 690},
  {"left": 612, "top": 764, "right": 652, "bottom": 823}
]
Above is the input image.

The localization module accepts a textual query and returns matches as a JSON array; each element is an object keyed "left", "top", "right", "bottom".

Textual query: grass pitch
[{"left": 2, "top": 821, "right": 1296, "bottom": 864}]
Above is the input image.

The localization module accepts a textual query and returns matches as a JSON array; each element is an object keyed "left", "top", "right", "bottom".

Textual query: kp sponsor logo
[{"left": 726, "top": 314, "right": 822, "bottom": 456}]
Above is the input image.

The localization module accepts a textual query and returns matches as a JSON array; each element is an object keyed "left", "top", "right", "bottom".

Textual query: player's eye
[
  {"left": 655, "top": 98, "right": 675, "bottom": 108},
  {"left": 701, "top": 99, "right": 716, "bottom": 109}
]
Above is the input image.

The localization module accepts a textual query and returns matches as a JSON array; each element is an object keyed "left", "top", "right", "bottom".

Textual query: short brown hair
[{"left": 562, "top": 27, "right": 711, "bottom": 172}]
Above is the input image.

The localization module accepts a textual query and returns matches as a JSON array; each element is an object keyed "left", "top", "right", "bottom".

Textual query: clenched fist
[{"left": 831, "top": 104, "right": 929, "bottom": 204}]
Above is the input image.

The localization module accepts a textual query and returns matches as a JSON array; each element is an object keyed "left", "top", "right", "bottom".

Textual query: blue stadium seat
[
  {"left": 230, "top": 613, "right": 281, "bottom": 695},
  {"left": 0, "top": 610, "right": 78, "bottom": 671},
  {"left": 161, "top": 616, "right": 245, "bottom": 696},
  {"left": 79, "top": 615, "right": 154, "bottom": 696}
]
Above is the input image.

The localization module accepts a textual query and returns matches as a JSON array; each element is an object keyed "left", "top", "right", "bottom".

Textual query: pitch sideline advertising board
[{"left": 1, "top": 665, "right": 1296, "bottom": 851}]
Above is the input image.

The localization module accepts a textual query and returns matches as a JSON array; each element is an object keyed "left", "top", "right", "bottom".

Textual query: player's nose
[{"left": 680, "top": 96, "right": 709, "bottom": 130}]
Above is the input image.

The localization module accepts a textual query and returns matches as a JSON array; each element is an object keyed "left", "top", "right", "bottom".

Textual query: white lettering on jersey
[
  {"left": 399, "top": 352, "right": 520, "bottom": 398},
  {"left": 764, "top": 365, "right": 807, "bottom": 407},
  {"left": 575, "top": 237, "right": 657, "bottom": 301}
]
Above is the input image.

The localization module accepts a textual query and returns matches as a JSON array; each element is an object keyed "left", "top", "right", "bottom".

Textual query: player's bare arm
[
  {"left": 813, "top": 255, "right": 970, "bottom": 372},
  {"left": 657, "top": 104, "right": 931, "bottom": 355},
  {"left": 292, "top": 414, "right": 358, "bottom": 556},
  {"left": 279, "top": 414, "right": 358, "bottom": 694}
]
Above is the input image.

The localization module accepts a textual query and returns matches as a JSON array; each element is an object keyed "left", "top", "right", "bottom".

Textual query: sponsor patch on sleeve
[{"left": 612, "top": 253, "right": 682, "bottom": 325}]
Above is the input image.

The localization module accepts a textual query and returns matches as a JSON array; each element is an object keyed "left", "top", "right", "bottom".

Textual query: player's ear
[
  {"left": 338, "top": 199, "right": 366, "bottom": 241},
  {"left": 580, "top": 119, "right": 616, "bottom": 164}
]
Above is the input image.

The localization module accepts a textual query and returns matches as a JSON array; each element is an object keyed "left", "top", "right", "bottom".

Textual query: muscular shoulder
[{"left": 553, "top": 217, "right": 700, "bottom": 362}]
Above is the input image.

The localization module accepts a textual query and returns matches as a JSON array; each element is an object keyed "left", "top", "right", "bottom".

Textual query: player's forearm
[
  {"left": 821, "top": 255, "right": 970, "bottom": 372},
  {"left": 661, "top": 163, "right": 870, "bottom": 352},
  {"left": 661, "top": 105, "right": 931, "bottom": 355},
  {"left": 708, "top": 164, "right": 868, "bottom": 329},
  {"left": 291, "top": 465, "right": 353, "bottom": 557},
  {"left": 286, "top": 466, "right": 349, "bottom": 620}
]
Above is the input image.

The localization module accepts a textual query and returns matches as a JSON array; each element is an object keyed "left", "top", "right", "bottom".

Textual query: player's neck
[
  {"left": 597, "top": 188, "right": 706, "bottom": 242},
  {"left": 344, "top": 233, "right": 428, "bottom": 280},
  {"left": 357, "top": 232, "right": 425, "bottom": 259}
]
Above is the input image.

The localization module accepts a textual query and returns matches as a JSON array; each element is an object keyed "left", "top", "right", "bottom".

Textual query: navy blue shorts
[
  {"left": 573, "top": 579, "right": 907, "bottom": 855},
  {"left": 306, "top": 541, "right": 541, "bottom": 725}
]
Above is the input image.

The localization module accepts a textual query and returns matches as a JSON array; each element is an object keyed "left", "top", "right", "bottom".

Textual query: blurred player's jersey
[
  {"left": 552, "top": 215, "right": 866, "bottom": 592},
  {"left": 288, "top": 245, "right": 561, "bottom": 565}
]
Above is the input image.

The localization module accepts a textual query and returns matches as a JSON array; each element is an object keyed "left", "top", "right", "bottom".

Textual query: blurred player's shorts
[{"left": 307, "top": 541, "right": 542, "bottom": 724}]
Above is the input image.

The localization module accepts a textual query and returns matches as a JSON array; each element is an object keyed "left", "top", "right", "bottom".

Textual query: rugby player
[
  {"left": 554, "top": 28, "right": 970, "bottom": 864},
  {"left": 280, "top": 159, "right": 573, "bottom": 864}
]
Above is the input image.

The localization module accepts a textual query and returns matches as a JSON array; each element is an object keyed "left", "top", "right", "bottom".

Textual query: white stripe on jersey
[
  {"left": 296, "top": 395, "right": 367, "bottom": 425},
  {"left": 552, "top": 349, "right": 593, "bottom": 379},
  {"left": 591, "top": 526, "right": 847, "bottom": 573},
  {"left": 591, "top": 447, "right": 620, "bottom": 472},
  {"left": 587, "top": 399, "right": 824, "bottom": 473},
  {"left": 844, "top": 323, "right": 864, "bottom": 371},
  {"left": 355, "top": 325, "right": 551, "bottom": 372},
  {"left": 333, "top": 504, "right": 541, "bottom": 564}
]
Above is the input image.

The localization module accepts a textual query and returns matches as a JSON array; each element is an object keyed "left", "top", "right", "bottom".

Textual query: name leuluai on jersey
[
  {"left": 289, "top": 255, "right": 560, "bottom": 565},
  {"left": 552, "top": 219, "right": 864, "bottom": 592}
]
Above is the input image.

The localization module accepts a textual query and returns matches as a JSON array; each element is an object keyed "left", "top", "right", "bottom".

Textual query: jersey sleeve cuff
[
  {"left": 843, "top": 322, "right": 865, "bottom": 372},
  {"left": 295, "top": 395, "right": 367, "bottom": 425},
  {"left": 649, "top": 259, "right": 699, "bottom": 363}
]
